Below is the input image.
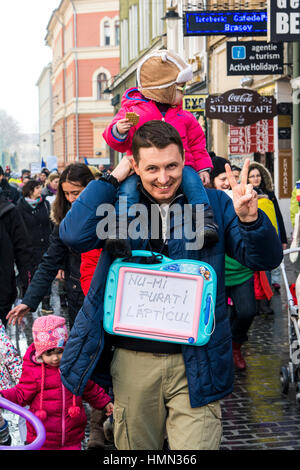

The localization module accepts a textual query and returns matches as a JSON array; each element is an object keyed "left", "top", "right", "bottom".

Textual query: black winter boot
[
  {"left": 256, "top": 299, "right": 274, "bottom": 315},
  {"left": 203, "top": 208, "right": 219, "bottom": 248}
]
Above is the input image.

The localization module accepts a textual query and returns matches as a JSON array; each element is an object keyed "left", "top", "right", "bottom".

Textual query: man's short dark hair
[
  {"left": 22, "top": 180, "right": 41, "bottom": 197},
  {"left": 132, "top": 120, "right": 184, "bottom": 163},
  {"left": 231, "top": 165, "right": 241, "bottom": 172}
]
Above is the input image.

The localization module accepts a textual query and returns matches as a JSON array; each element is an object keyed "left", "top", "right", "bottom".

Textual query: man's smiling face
[{"left": 132, "top": 144, "right": 185, "bottom": 205}]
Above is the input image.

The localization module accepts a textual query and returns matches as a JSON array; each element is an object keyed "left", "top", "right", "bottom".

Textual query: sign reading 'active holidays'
[
  {"left": 205, "top": 89, "right": 277, "bottom": 126},
  {"left": 184, "top": 10, "right": 267, "bottom": 36},
  {"left": 227, "top": 41, "right": 284, "bottom": 75}
]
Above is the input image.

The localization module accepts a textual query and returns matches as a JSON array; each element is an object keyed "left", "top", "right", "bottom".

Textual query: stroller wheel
[{"left": 280, "top": 366, "right": 289, "bottom": 394}]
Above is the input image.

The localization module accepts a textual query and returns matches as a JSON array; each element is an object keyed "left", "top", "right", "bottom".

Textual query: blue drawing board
[{"left": 103, "top": 250, "right": 217, "bottom": 346}]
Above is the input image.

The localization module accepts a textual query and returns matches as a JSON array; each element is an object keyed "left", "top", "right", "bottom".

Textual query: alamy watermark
[{"left": 95, "top": 197, "right": 205, "bottom": 250}]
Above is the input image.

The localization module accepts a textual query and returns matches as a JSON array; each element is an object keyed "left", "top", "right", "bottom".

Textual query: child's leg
[
  {"left": 116, "top": 173, "right": 140, "bottom": 216},
  {"left": 181, "top": 166, "right": 219, "bottom": 248},
  {"left": 105, "top": 174, "right": 140, "bottom": 258},
  {"left": 181, "top": 166, "right": 210, "bottom": 207}
]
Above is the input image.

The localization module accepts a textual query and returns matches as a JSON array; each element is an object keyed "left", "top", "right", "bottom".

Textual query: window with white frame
[
  {"left": 104, "top": 21, "right": 111, "bottom": 46},
  {"left": 129, "top": 5, "right": 138, "bottom": 60},
  {"left": 139, "top": 0, "right": 149, "bottom": 51},
  {"left": 120, "top": 19, "right": 128, "bottom": 68},
  {"left": 115, "top": 20, "right": 120, "bottom": 46},
  {"left": 152, "top": 0, "right": 164, "bottom": 38},
  {"left": 97, "top": 73, "right": 108, "bottom": 99}
]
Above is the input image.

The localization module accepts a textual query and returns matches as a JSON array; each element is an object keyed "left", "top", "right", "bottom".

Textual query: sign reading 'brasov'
[{"left": 205, "top": 89, "right": 277, "bottom": 126}]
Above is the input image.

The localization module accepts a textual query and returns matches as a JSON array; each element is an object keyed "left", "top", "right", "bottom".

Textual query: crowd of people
[{"left": 0, "top": 49, "right": 296, "bottom": 452}]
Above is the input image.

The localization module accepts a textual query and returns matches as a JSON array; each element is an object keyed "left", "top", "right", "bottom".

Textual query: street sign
[
  {"left": 182, "top": 95, "right": 207, "bottom": 112},
  {"left": 205, "top": 88, "right": 277, "bottom": 126},
  {"left": 268, "top": 0, "right": 300, "bottom": 42},
  {"left": 184, "top": 10, "right": 267, "bottom": 36},
  {"left": 227, "top": 41, "right": 284, "bottom": 75},
  {"left": 229, "top": 120, "right": 274, "bottom": 154}
]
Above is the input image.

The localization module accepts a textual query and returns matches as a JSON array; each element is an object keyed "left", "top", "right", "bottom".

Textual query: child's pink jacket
[
  {"left": 103, "top": 87, "right": 212, "bottom": 173},
  {"left": 1, "top": 343, "right": 111, "bottom": 450}
]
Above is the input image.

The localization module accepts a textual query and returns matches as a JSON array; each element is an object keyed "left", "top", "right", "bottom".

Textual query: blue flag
[
  {"left": 41, "top": 157, "right": 46, "bottom": 168},
  {"left": 84, "top": 157, "right": 89, "bottom": 165}
]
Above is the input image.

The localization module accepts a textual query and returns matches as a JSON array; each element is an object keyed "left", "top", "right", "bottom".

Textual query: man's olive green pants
[{"left": 111, "top": 348, "right": 222, "bottom": 450}]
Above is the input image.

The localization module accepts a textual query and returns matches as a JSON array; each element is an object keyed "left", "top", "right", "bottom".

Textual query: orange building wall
[
  {"left": 76, "top": 12, "right": 118, "bottom": 47},
  {"left": 78, "top": 58, "right": 119, "bottom": 97},
  {"left": 78, "top": 114, "right": 98, "bottom": 159}
]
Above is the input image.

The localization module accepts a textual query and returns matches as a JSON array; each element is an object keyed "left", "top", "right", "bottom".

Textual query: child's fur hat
[{"left": 137, "top": 49, "right": 193, "bottom": 104}]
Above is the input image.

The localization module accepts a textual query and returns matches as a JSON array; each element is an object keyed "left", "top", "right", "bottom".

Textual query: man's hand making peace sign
[{"left": 225, "top": 158, "right": 258, "bottom": 223}]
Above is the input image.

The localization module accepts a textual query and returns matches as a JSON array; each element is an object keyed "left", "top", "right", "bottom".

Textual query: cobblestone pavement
[
  {"left": 220, "top": 253, "right": 300, "bottom": 450},
  {"left": 3, "top": 254, "right": 300, "bottom": 450}
]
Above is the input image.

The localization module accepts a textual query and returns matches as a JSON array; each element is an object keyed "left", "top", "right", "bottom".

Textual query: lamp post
[{"left": 162, "top": 1, "right": 183, "bottom": 56}]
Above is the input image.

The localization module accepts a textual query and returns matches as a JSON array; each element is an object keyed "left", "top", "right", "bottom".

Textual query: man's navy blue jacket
[{"left": 59, "top": 177, "right": 283, "bottom": 407}]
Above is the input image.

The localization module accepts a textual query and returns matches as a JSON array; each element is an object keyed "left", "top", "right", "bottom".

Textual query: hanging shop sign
[
  {"left": 184, "top": 10, "right": 267, "bottom": 36},
  {"left": 268, "top": 0, "right": 300, "bottom": 42},
  {"left": 182, "top": 95, "right": 207, "bottom": 112},
  {"left": 205, "top": 88, "right": 277, "bottom": 126},
  {"left": 229, "top": 120, "right": 274, "bottom": 154},
  {"left": 227, "top": 41, "right": 284, "bottom": 75}
]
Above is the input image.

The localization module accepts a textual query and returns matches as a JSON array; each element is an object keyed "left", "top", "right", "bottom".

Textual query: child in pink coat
[
  {"left": 103, "top": 50, "right": 219, "bottom": 258},
  {"left": 0, "top": 315, "right": 113, "bottom": 450}
]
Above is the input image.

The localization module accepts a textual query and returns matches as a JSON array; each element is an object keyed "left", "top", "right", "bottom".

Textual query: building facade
[
  {"left": 36, "top": 63, "right": 54, "bottom": 161},
  {"left": 45, "top": 0, "right": 119, "bottom": 170}
]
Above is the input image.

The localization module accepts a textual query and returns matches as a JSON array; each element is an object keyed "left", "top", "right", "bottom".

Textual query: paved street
[
  {"left": 3, "top": 253, "right": 300, "bottom": 450},
  {"left": 220, "top": 253, "right": 300, "bottom": 450}
]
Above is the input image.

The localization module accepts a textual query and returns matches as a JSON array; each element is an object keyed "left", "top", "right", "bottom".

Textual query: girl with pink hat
[{"left": 0, "top": 315, "right": 113, "bottom": 450}]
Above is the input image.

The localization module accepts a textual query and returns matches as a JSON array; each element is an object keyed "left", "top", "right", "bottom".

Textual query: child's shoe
[
  {"left": 105, "top": 238, "right": 132, "bottom": 259},
  {"left": 203, "top": 208, "right": 219, "bottom": 248},
  {"left": 0, "top": 419, "right": 12, "bottom": 446},
  {"left": 41, "top": 296, "right": 54, "bottom": 314}
]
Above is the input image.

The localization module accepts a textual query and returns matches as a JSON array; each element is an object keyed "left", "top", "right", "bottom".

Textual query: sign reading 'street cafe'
[
  {"left": 227, "top": 41, "right": 284, "bottom": 75},
  {"left": 205, "top": 89, "right": 277, "bottom": 126},
  {"left": 268, "top": 0, "right": 300, "bottom": 41}
]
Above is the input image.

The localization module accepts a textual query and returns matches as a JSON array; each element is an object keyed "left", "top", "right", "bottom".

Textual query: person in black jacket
[
  {"left": 7, "top": 164, "right": 94, "bottom": 330},
  {"left": 15, "top": 180, "right": 53, "bottom": 313},
  {"left": 16, "top": 180, "right": 52, "bottom": 274},
  {"left": 0, "top": 166, "right": 20, "bottom": 205},
  {"left": 0, "top": 190, "right": 31, "bottom": 327}
]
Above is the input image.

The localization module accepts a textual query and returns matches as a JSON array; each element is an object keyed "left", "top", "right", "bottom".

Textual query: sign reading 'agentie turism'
[
  {"left": 205, "top": 89, "right": 277, "bottom": 126},
  {"left": 184, "top": 10, "right": 267, "bottom": 36},
  {"left": 227, "top": 41, "right": 284, "bottom": 75}
]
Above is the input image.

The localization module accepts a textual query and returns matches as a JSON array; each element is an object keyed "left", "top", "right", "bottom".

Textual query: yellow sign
[
  {"left": 257, "top": 84, "right": 275, "bottom": 96},
  {"left": 183, "top": 95, "right": 207, "bottom": 112}
]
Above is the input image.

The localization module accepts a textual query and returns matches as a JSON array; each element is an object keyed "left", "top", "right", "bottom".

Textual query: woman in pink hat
[{"left": 0, "top": 315, "right": 113, "bottom": 450}]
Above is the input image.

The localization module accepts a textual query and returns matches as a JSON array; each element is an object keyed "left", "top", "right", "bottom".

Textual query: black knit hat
[{"left": 210, "top": 156, "right": 231, "bottom": 181}]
